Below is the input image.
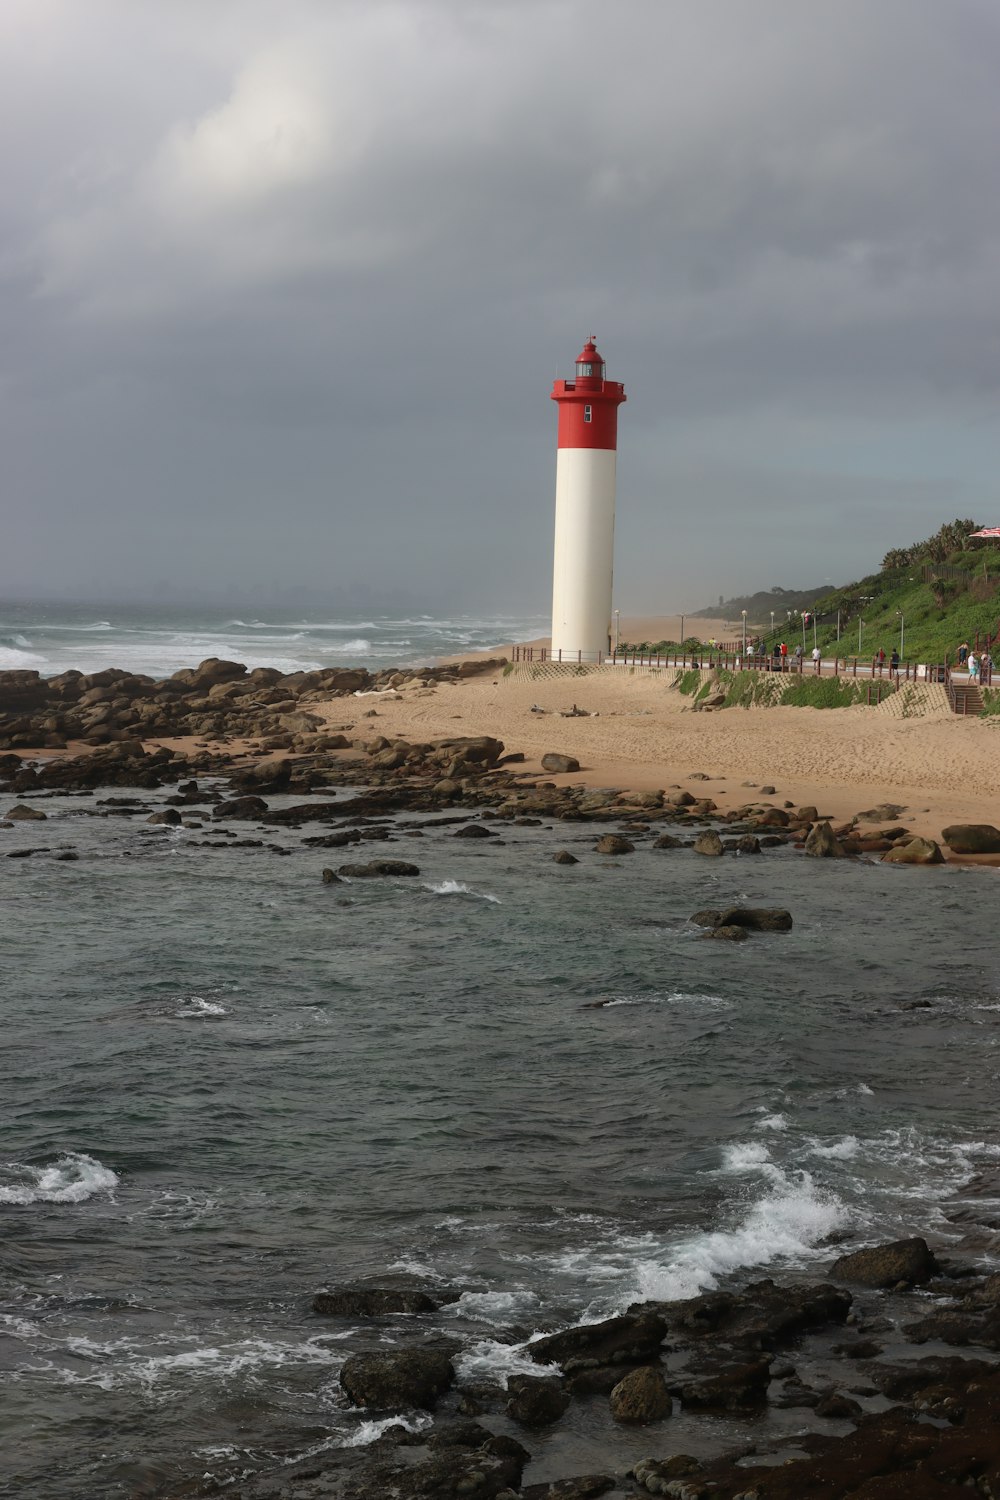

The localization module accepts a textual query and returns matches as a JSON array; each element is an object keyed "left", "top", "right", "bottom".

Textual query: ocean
[
  {"left": 0, "top": 601, "right": 548, "bottom": 680},
  {"left": 2, "top": 603, "right": 1000, "bottom": 1496}
]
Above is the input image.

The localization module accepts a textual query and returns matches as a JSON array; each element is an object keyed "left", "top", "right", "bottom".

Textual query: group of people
[{"left": 957, "top": 643, "right": 993, "bottom": 683}]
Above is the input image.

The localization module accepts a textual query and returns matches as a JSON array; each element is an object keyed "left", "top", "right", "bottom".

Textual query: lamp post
[
  {"left": 741, "top": 609, "right": 747, "bottom": 660},
  {"left": 813, "top": 614, "right": 818, "bottom": 650},
  {"left": 859, "top": 616, "right": 863, "bottom": 654},
  {"left": 770, "top": 610, "right": 775, "bottom": 640},
  {"left": 898, "top": 612, "right": 904, "bottom": 661},
  {"left": 614, "top": 609, "right": 620, "bottom": 652},
  {"left": 680, "top": 614, "right": 684, "bottom": 649}
]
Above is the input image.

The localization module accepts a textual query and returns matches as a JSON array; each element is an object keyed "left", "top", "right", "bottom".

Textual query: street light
[
  {"left": 614, "top": 609, "right": 620, "bottom": 652},
  {"left": 741, "top": 609, "right": 747, "bottom": 658},
  {"left": 897, "top": 611, "right": 904, "bottom": 661},
  {"left": 770, "top": 610, "right": 775, "bottom": 638}
]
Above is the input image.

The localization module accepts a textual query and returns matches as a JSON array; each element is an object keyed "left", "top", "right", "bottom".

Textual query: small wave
[
  {"left": 632, "top": 1164, "right": 844, "bottom": 1303},
  {"left": 448, "top": 1289, "right": 539, "bottom": 1323},
  {"left": 0, "top": 1152, "right": 119, "bottom": 1206},
  {"left": 755, "top": 1113, "right": 789, "bottom": 1131},
  {"left": 0, "top": 647, "right": 41, "bottom": 668},
  {"left": 600, "top": 990, "right": 731, "bottom": 1010},
  {"left": 457, "top": 1338, "right": 557, "bottom": 1384},
  {"left": 336, "top": 638, "right": 371, "bottom": 654},
  {"left": 340, "top": 1414, "right": 432, "bottom": 1448},
  {"left": 423, "top": 879, "right": 501, "bottom": 904},
  {"left": 174, "top": 996, "right": 230, "bottom": 1018},
  {"left": 807, "top": 1135, "right": 861, "bottom": 1160}
]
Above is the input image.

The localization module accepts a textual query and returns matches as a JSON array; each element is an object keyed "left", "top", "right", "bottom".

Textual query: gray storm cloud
[{"left": 3, "top": 0, "right": 1000, "bottom": 608}]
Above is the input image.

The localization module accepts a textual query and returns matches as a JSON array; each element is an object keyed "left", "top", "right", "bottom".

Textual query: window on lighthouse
[
  {"left": 584, "top": 405, "right": 593, "bottom": 422},
  {"left": 576, "top": 360, "right": 604, "bottom": 378}
]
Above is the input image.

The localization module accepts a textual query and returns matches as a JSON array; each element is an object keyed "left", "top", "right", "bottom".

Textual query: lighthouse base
[{"left": 550, "top": 448, "right": 617, "bottom": 660}]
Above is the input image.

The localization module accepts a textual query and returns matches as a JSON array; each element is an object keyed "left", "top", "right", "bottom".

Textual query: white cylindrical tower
[{"left": 550, "top": 338, "right": 626, "bottom": 661}]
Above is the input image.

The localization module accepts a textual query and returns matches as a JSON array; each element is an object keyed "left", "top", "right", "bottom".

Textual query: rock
[
  {"left": 594, "top": 834, "right": 634, "bottom": 855},
  {"left": 453, "top": 824, "right": 497, "bottom": 838},
  {"left": 342, "top": 1433, "right": 527, "bottom": 1497},
  {"left": 630, "top": 1456, "right": 701, "bottom": 1493},
  {"left": 313, "top": 1286, "right": 439, "bottom": 1316},
  {"left": 732, "top": 834, "right": 762, "bottom": 854},
  {"left": 609, "top": 1365, "right": 672, "bottom": 1423},
  {"left": 670, "top": 1353, "right": 772, "bottom": 1409},
  {"left": 701, "top": 924, "right": 747, "bottom": 941},
  {"left": 690, "top": 907, "right": 792, "bottom": 932},
  {"left": 336, "top": 860, "right": 421, "bottom": 877},
  {"left": 814, "top": 1391, "right": 864, "bottom": 1420},
  {"left": 504, "top": 1373, "right": 571, "bottom": 1427},
  {"left": 321, "top": 868, "right": 342, "bottom": 884},
  {"left": 652, "top": 832, "right": 684, "bottom": 849},
  {"left": 339, "top": 1348, "right": 455, "bottom": 1410},
  {"left": 372, "top": 747, "right": 407, "bottom": 769},
  {"left": 666, "top": 791, "right": 695, "bottom": 807},
  {"left": 6, "top": 804, "right": 46, "bottom": 820},
  {"left": 541, "top": 753, "right": 580, "bottom": 774},
  {"left": 553, "top": 851, "right": 579, "bottom": 864},
  {"left": 648, "top": 1279, "right": 851, "bottom": 1349},
  {"left": 796, "top": 805, "right": 819, "bottom": 822},
  {"left": 759, "top": 784, "right": 776, "bottom": 795},
  {"left": 942, "top": 823, "right": 1000, "bottom": 854},
  {"left": 804, "top": 820, "right": 847, "bottom": 858},
  {"left": 528, "top": 1477, "right": 616, "bottom": 1499},
  {"left": 213, "top": 795, "right": 269, "bottom": 820},
  {"left": 881, "top": 837, "right": 944, "bottom": 865},
  {"left": 692, "top": 830, "right": 724, "bottom": 856},
  {"left": 857, "top": 802, "right": 907, "bottom": 821},
  {"left": 830, "top": 1236, "right": 940, "bottom": 1287},
  {"left": 146, "top": 808, "right": 182, "bottom": 825},
  {"left": 529, "top": 1312, "right": 666, "bottom": 1372}
]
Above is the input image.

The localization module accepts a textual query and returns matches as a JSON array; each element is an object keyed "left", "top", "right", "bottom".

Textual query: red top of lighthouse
[{"left": 551, "top": 336, "right": 626, "bottom": 450}]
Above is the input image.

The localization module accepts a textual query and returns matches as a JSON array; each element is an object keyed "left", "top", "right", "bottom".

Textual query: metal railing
[{"left": 510, "top": 643, "right": 959, "bottom": 687}]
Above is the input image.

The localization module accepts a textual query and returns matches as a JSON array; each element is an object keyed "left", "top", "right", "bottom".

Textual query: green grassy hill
[{"left": 632, "top": 521, "right": 1000, "bottom": 663}]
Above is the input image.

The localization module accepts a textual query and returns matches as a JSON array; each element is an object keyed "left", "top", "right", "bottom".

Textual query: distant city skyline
[{"left": 3, "top": 0, "right": 1000, "bottom": 613}]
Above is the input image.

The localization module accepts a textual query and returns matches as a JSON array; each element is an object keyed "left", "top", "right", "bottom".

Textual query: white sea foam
[
  {"left": 755, "top": 1113, "right": 789, "bottom": 1131},
  {"left": 0, "top": 647, "right": 39, "bottom": 668},
  {"left": 595, "top": 990, "right": 730, "bottom": 1009},
  {"left": 631, "top": 1167, "right": 845, "bottom": 1303},
  {"left": 175, "top": 996, "right": 230, "bottom": 1018},
  {"left": 457, "top": 1338, "right": 557, "bottom": 1384},
  {"left": 808, "top": 1135, "right": 861, "bottom": 1160},
  {"left": 0, "top": 1153, "right": 119, "bottom": 1206},
  {"left": 53, "top": 1335, "right": 341, "bottom": 1392},
  {"left": 423, "top": 879, "right": 501, "bottom": 904},
  {"left": 340, "top": 1414, "right": 432, "bottom": 1447},
  {"left": 447, "top": 1289, "right": 539, "bottom": 1323}
]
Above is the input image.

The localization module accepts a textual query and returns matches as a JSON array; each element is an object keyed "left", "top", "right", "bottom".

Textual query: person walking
[
  {"left": 890, "top": 648, "right": 900, "bottom": 672},
  {"left": 981, "top": 650, "right": 992, "bottom": 686},
  {"left": 968, "top": 651, "right": 979, "bottom": 683},
  {"left": 958, "top": 641, "right": 969, "bottom": 665},
  {"left": 780, "top": 641, "right": 788, "bottom": 671}
]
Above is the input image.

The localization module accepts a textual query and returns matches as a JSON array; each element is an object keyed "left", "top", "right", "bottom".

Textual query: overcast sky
[{"left": 4, "top": 0, "right": 1000, "bottom": 613}]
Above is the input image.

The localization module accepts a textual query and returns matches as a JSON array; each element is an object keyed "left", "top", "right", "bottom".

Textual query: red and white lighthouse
[{"left": 550, "top": 338, "right": 626, "bottom": 660}]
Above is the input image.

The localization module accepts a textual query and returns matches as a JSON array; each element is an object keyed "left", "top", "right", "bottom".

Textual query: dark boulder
[
  {"left": 339, "top": 1348, "right": 455, "bottom": 1410},
  {"left": 147, "top": 808, "right": 182, "bottom": 826},
  {"left": 336, "top": 860, "right": 420, "bottom": 877},
  {"left": 6, "top": 804, "right": 46, "bottom": 821},
  {"left": 528, "top": 1312, "right": 666, "bottom": 1372},
  {"left": 647, "top": 1279, "right": 851, "bottom": 1349},
  {"left": 690, "top": 907, "right": 792, "bottom": 933},
  {"left": 692, "top": 830, "right": 724, "bottom": 856},
  {"left": 882, "top": 837, "right": 945, "bottom": 865},
  {"left": 341, "top": 1432, "right": 527, "bottom": 1499},
  {"left": 553, "top": 850, "right": 579, "bottom": 864},
  {"left": 669, "top": 1353, "right": 772, "bottom": 1409},
  {"left": 313, "top": 1286, "right": 439, "bottom": 1317},
  {"left": 702, "top": 924, "right": 748, "bottom": 942},
  {"left": 213, "top": 796, "right": 269, "bottom": 820},
  {"left": 830, "top": 1236, "right": 940, "bottom": 1288},
  {"left": 652, "top": 832, "right": 684, "bottom": 849},
  {"left": 504, "top": 1373, "right": 571, "bottom": 1427},
  {"left": 453, "top": 824, "right": 497, "bottom": 838}
]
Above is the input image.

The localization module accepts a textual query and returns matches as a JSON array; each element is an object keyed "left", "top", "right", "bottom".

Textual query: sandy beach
[{"left": 313, "top": 654, "right": 1000, "bottom": 849}]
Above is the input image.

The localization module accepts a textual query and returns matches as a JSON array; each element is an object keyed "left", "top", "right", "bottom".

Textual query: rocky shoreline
[
  {"left": 3, "top": 655, "right": 996, "bottom": 863},
  {"left": 202, "top": 1235, "right": 1000, "bottom": 1500}
]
